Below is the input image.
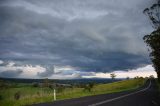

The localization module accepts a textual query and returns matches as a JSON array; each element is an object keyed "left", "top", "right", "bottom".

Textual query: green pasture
[{"left": 0, "top": 78, "right": 145, "bottom": 106}]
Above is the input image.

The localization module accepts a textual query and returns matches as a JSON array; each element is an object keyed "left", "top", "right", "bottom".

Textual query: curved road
[{"left": 31, "top": 80, "right": 160, "bottom": 106}]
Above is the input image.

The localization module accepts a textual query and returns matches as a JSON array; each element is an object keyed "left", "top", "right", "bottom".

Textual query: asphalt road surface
[{"left": 31, "top": 80, "right": 160, "bottom": 106}]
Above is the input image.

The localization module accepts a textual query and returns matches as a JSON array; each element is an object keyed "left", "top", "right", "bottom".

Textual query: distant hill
[{"left": 0, "top": 77, "right": 123, "bottom": 84}]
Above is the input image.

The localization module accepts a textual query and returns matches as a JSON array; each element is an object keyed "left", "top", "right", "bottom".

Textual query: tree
[
  {"left": 43, "top": 78, "right": 49, "bottom": 87},
  {"left": 143, "top": 0, "right": 160, "bottom": 29},
  {"left": 134, "top": 76, "right": 139, "bottom": 79},
  {"left": 83, "top": 83, "right": 95, "bottom": 92},
  {"left": 14, "top": 91, "right": 21, "bottom": 100},
  {"left": 110, "top": 73, "right": 116, "bottom": 81},
  {"left": 149, "top": 75, "right": 155, "bottom": 79},
  {"left": 126, "top": 77, "right": 130, "bottom": 80},
  {"left": 143, "top": 0, "right": 160, "bottom": 82},
  {"left": 32, "top": 82, "right": 39, "bottom": 87}
]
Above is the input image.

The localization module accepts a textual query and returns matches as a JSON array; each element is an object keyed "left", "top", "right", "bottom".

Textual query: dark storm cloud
[
  {"left": 0, "top": 70, "right": 23, "bottom": 78},
  {"left": 0, "top": 0, "right": 155, "bottom": 77}
]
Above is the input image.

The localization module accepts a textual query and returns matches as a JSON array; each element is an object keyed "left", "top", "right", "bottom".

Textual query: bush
[
  {"left": 32, "top": 82, "right": 39, "bottom": 87},
  {"left": 0, "top": 95, "right": 3, "bottom": 100},
  {"left": 0, "top": 80, "right": 9, "bottom": 89},
  {"left": 49, "top": 84, "right": 53, "bottom": 89},
  {"left": 83, "top": 83, "right": 95, "bottom": 92},
  {"left": 157, "top": 81, "right": 160, "bottom": 93},
  {"left": 14, "top": 92, "right": 21, "bottom": 100},
  {"left": 89, "top": 83, "right": 94, "bottom": 88},
  {"left": 57, "top": 87, "right": 65, "bottom": 93},
  {"left": 37, "top": 92, "right": 40, "bottom": 96}
]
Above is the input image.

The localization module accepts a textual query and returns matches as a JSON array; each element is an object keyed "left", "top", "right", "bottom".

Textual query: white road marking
[{"left": 88, "top": 81, "right": 151, "bottom": 106}]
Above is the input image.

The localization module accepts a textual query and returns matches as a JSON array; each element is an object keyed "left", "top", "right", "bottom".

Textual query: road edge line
[{"left": 88, "top": 80, "right": 151, "bottom": 106}]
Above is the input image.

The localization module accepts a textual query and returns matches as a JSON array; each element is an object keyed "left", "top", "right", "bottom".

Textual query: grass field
[
  {"left": 157, "top": 80, "right": 160, "bottom": 95},
  {"left": 0, "top": 78, "right": 145, "bottom": 106}
]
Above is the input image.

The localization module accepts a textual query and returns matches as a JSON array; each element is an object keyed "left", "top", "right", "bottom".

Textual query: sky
[{"left": 0, "top": 0, "right": 157, "bottom": 79}]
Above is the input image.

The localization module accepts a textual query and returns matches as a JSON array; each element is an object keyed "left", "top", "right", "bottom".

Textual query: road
[{"left": 31, "top": 80, "right": 160, "bottom": 106}]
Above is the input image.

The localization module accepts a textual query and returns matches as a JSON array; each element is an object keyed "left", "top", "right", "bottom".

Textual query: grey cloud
[
  {"left": 0, "top": 0, "right": 154, "bottom": 78},
  {"left": 0, "top": 70, "right": 23, "bottom": 78},
  {"left": 71, "top": 73, "right": 82, "bottom": 79},
  {"left": 37, "top": 65, "right": 54, "bottom": 77}
]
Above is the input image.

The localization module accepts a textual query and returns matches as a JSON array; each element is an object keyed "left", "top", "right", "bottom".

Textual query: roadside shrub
[
  {"left": 0, "top": 80, "right": 9, "bottom": 89},
  {"left": 83, "top": 86, "right": 91, "bottom": 92},
  {"left": 14, "top": 92, "right": 21, "bottom": 100},
  {"left": 49, "top": 84, "right": 53, "bottom": 89},
  {"left": 83, "top": 83, "right": 95, "bottom": 92},
  {"left": 89, "top": 83, "right": 94, "bottom": 88},
  {"left": 158, "top": 82, "right": 160, "bottom": 97},
  {"left": 57, "top": 87, "right": 65, "bottom": 93},
  {"left": 0, "top": 95, "right": 3, "bottom": 100},
  {"left": 37, "top": 91, "right": 40, "bottom": 96},
  {"left": 32, "top": 82, "right": 39, "bottom": 87},
  {"left": 83, "top": 85, "right": 91, "bottom": 92}
]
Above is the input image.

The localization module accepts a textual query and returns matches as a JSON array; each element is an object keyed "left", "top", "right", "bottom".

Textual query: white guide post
[{"left": 54, "top": 89, "right": 56, "bottom": 101}]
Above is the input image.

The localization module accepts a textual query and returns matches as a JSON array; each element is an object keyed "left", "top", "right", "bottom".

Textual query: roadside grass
[
  {"left": 0, "top": 78, "right": 145, "bottom": 106},
  {"left": 57, "top": 78, "right": 145, "bottom": 100},
  {"left": 156, "top": 80, "right": 160, "bottom": 97},
  {"left": 0, "top": 86, "right": 56, "bottom": 106}
]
